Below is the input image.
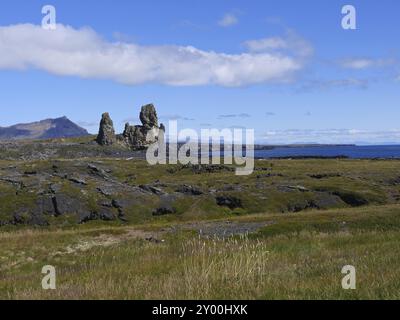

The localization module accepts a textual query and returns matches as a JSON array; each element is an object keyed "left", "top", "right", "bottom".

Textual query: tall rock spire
[{"left": 96, "top": 112, "right": 116, "bottom": 146}]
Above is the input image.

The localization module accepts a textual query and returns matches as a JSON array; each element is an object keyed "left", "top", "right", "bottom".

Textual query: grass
[
  {"left": 1, "top": 203, "right": 400, "bottom": 300},
  {"left": 1, "top": 158, "right": 400, "bottom": 299}
]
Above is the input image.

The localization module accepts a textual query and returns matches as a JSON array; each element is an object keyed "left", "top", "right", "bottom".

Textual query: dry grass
[
  {"left": 1, "top": 230, "right": 399, "bottom": 299},
  {"left": 1, "top": 204, "right": 400, "bottom": 300},
  {"left": 180, "top": 236, "right": 270, "bottom": 299}
]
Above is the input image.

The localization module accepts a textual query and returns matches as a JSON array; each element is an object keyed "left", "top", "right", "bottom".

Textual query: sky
[{"left": 0, "top": 0, "right": 399, "bottom": 144}]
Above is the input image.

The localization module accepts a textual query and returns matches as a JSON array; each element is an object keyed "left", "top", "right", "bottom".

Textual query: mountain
[{"left": 0, "top": 116, "right": 89, "bottom": 140}]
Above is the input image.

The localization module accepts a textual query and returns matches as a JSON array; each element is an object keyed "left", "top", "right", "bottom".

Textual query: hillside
[{"left": 0, "top": 117, "right": 89, "bottom": 140}]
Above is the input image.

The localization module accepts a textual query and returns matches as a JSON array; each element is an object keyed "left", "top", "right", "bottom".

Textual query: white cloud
[
  {"left": 218, "top": 13, "right": 238, "bottom": 27},
  {"left": 339, "top": 58, "right": 395, "bottom": 70},
  {"left": 244, "top": 37, "right": 288, "bottom": 52},
  {"left": 244, "top": 31, "right": 313, "bottom": 58},
  {"left": 0, "top": 23, "right": 306, "bottom": 87}
]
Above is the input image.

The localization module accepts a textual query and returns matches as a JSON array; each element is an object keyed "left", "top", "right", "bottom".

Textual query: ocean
[{"left": 252, "top": 145, "right": 400, "bottom": 159}]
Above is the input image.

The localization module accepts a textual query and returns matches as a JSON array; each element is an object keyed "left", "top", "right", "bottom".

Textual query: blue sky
[{"left": 0, "top": 0, "right": 399, "bottom": 144}]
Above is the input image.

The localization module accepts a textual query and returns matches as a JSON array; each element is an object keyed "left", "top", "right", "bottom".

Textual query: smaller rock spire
[{"left": 96, "top": 112, "right": 116, "bottom": 146}]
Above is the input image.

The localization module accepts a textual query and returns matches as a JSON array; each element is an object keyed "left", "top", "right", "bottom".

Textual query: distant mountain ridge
[{"left": 0, "top": 117, "right": 89, "bottom": 140}]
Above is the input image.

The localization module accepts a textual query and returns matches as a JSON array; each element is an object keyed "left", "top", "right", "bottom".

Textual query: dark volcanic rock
[
  {"left": 24, "top": 170, "right": 37, "bottom": 175},
  {"left": 78, "top": 211, "right": 99, "bottom": 224},
  {"left": 139, "top": 185, "right": 165, "bottom": 195},
  {"left": 388, "top": 176, "right": 400, "bottom": 186},
  {"left": 313, "top": 192, "right": 345, "bottom": 209},
  {"left": 278, "top": 185, "right": 309, "bottom": 193},
  {"left": 256, "top": 173, "right": 283, "bottom": 179},
  {"left": 96, "top": 113, "right": 116, "bottom": 146},
  {"left": 153, "top": 206, "right": 176, "bottom": 216},
  {"left": 97, "top": 207, "right": 116, "bottom": 221},
  {"left": 309, "top": 173, "right": 341, "bottom": 179},
  {"left": 52, "top": 194, "right": 86, "bottom": 216},
  {"left": 111, "top": 198, "right": 137, "bottom": 211},
  {"left": 120, "top": 104, "right": 164, "bottom": 149},
  {"left": 216, "top": 196, "right": 243, "bottom": 210},
  {"left": 122, "top": 124, "right": 150, "bottom": 149},
  {"left": 68, "top": 176, "right": 87, "bottom": 185},
  {"left": 332, "top": 191, "right": 369, "bottom": 207},
  {"left": 77, "top": 206, "right": 117, "bottom": 223},
  {"left": 12, "top": 209, "right": 49, "bottom": 226},
  {"left": 88, "top": 164, "right": 109, "bottom": 179},
  {"left": 49, "top": 183, "right": 62, "bottom": 194},
  {"left": 140, "top": 104, "right": 159, "bottom": 129},
  {"left": 176, "top": 184, "right": 203, "bottom": 196},
  {"left": 111, "top": 198, "right": 135, "bottom": 222},
  {"left": 153, "top": 194, "right": 178, "bottom": 216},
  {"left": 28, "top": 211, "right": 49, "bottom": 226},
  {"left": 286, "top": 200, "right": 318, "bottom": 213},
  {"left": 36, "top": 196, "right": 56, "bottom": 215}
]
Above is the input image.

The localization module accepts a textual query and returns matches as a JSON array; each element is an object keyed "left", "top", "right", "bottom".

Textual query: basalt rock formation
[
  {"left": 140, "top": 104, "right": 159, "bottom": 129},
  {"left": 96, "top": 104, "right": 164, "bottom": 150},
  {"left": 96, "top": 113, "right": 116, "bottom": 146}
]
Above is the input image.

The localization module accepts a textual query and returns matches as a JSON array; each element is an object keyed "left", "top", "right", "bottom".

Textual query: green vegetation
[
  {"left": 1, "top": 158, "right": 399, "bottom": 226},
  {"left": 1, "top": 158, "right": 400, "bottom": 299},
  {"left": 1, "top": 204, "right": 400, "bottom": 299}
]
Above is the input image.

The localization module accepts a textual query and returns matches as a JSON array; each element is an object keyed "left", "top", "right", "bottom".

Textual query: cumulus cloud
[
  {"left": 338, "top": 58, "right": 395, "bottom": 70},
  {"left": 245, "top": 37, "right": 287, "bottom": 52},
  {"left": 244, "top": 30, "right": 313, "bottom": 58},
  {"left": 0, "top": 23, "right": 308, "bottom": 87},
  {"left": 261, "top": 128, "right": 400, "bottom": 144},
  {"left": 218, "top": 13, "right": 238, "bottom": 27}
]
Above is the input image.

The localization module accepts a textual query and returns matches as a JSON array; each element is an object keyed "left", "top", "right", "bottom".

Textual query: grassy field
[
  {"left": 1, "top": 203, "right": 399, "bottom": 300},
  {"left": 1, "top": 158, "right": 400, "bottom": 299}
]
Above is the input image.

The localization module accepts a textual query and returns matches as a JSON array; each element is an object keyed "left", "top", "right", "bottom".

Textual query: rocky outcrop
[
  {"left": 120, "top": 104, "right": 164, "bottom": 149},
  {"left": 96, "top": 104, "right": 164, "bottom": 150},
  {"left": 96, "top": 113, "right": 116, "bottom": 146},
  {"left": 140, "top": 104, "right": 159, "bottom": 129}
]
